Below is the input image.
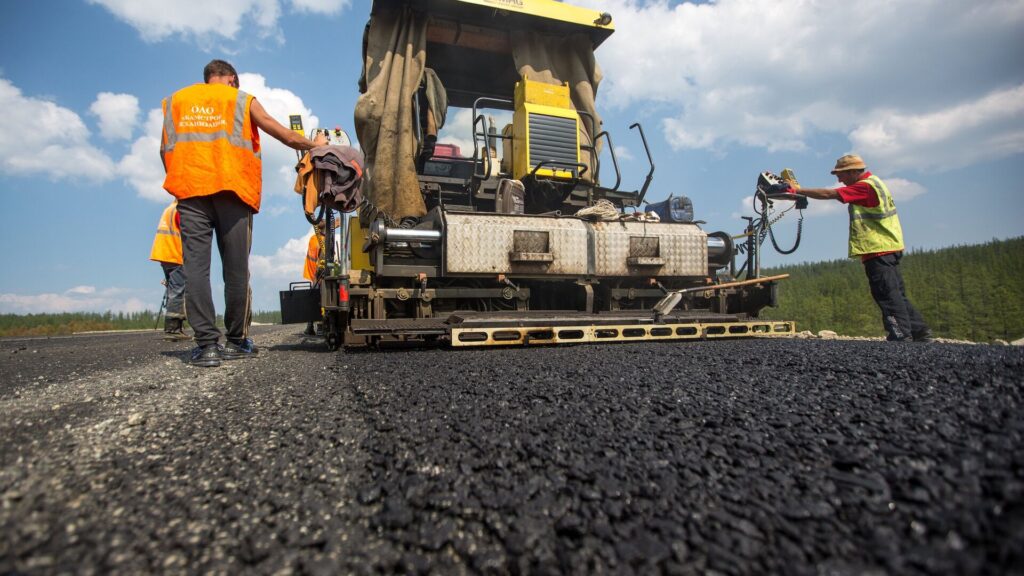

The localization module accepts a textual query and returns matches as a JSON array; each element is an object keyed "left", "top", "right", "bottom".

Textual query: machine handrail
[
  {"left": 630, "top": 122, "right": 656, "bottom": 205},
  {"left": 471, "top": 96, "right": 514, "bottom": 184}
]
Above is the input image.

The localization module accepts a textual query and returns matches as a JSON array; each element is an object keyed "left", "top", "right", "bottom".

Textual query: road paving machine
[{"left": 280, "top": 0, "right": 796, "bottom": 349}]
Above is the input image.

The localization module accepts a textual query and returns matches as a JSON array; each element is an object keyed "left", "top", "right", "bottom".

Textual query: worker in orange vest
[
  {"left": 162, "top": 59, "right": 327, "bottom": 367},
  {"left": 149, "top": 200, "right": 189, "bottom": 340},
  {"left": 302, "top": 221, "right": 329, "bottom": 336},
  {"left": 303, "top": 223, "right": 324, "bottom": 285}
]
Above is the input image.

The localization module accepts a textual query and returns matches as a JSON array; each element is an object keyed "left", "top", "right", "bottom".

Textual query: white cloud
[
  {"left": 850, "top": 84, "right": 1024, "bottom": 172},
  {"left": 0, "top": 78, "right": 117, "bottom": 182},
  {"left": 885, "top": 178, "right": 927, "bottom": 203},
  {"left": 118, "top": 73, "right": 319, "bottom": 205},
  {"left": 0, "top": 287, "right": 150, "bottom": 314},
  {"left": 290, "top": 0, "right": 350, "bottom": 14},
  {"left": 237, "top": 72, "right": 319, "bottom": 198},
  {"left": 612, "top": 145, "right": 634, "bottom": 162},
  {"left": 117, "top": 109, "right": 168, "bottom": 202},
  {"left": 89, "top": 0, "right": 282, "bottom": 43},
  {"left": 250, "top": 232, "right": 313, "bottom": 281},
  {"left": 89, "top": 92, "right": 140, "bottom": 140},
  {"left": 578, "top": 0, "right": 1024, "bottom": 171},
  {"left": 89, "top": 0, "right": 356, "bottom": 44}
]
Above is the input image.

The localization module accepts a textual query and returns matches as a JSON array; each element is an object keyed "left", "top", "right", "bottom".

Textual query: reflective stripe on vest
[
  {"left": 847, "top": 175, "right": 905, "bottom": 257},
  {"left": 150, "top": 203, "right": 183, "bottom": 264},
  {"left": 161, "top": 84, "right": 263, "bottom": 212},
  {"left": 162, "top": 90, "right": 261, "bottom": 157}
]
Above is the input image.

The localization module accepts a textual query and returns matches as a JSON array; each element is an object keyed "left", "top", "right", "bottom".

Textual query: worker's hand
[
  {"left": 780, "top": 168, "right": 799, "bottom": 192},
  {"left": 312, "top": 132, "right": 328, "bottom": 146}
]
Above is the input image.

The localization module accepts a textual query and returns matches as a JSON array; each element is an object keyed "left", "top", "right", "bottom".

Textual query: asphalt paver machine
[{"left": 287, "top": 0, "right": 795, "bottom": 349}]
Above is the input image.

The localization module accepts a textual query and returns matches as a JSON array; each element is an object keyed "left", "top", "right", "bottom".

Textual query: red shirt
[
  {"left": 835, "top": 171, "right": 879, "bottom": 207},
  {"left": 834, "top": 171, "right": 899, "bottom": 261}
]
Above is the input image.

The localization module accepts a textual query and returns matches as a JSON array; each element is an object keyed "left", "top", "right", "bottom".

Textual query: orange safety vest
[
  {"left": 161, "top": 83, "right": 263, "bottom": 212},
  {"left": 303, "top": 234, "right": 320, "bottom": 281},
  {"left": 150, "top": 201, "right": 183, "bottom": 265}
]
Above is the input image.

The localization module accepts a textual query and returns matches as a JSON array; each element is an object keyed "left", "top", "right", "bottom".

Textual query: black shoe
[
  {"left": 190, "top": 344, "right": 222, "bottom": 367},
  {"left": 913, "top": 330, "right": 935, "bottom": 343},
  {"left": 223, "top": 338, "right": 258, "bottom": 360},
  {"left": 303, "top": 322, "right": 316, "bottom": 336}
]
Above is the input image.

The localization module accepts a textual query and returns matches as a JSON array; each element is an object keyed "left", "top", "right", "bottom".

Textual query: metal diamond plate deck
[
  {"left": 590, "top": 221, "right": 707, "bottom": 276},
  {"left": 445, "top": 214, "right": 589, "bottom": 274},
  {"left": 444, "top": 214, "right": 708, "bottom": 277}
]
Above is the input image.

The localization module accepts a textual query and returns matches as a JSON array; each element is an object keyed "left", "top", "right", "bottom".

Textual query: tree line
[
  {"left": 0, "top": 311, "right": 282, "bottom": 337},
  {"left": 760, "top": 236, "right": 1024, "bottom": 342},
  {"left": 2, "top": 238, "right": 1020, "bottom": 342}
]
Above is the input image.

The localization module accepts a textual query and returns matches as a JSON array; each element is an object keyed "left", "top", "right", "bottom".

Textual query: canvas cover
[
  {"left": 354, "top": 5, "right": 604, "bottom": 221},
  {"left": 355, "top": 6, "right": 429, "bottom": 221}
]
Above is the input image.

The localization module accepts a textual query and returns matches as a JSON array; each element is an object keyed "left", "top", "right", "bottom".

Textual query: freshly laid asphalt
[{"left": 1, "top": 325, "right": 1022, "bottom": 574}]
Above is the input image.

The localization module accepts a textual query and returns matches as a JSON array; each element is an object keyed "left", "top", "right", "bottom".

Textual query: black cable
[
  {"left": 768, "top": 210, "right": 803, "bottom": 254},
  {"left": 751, "top": 190, "right": 803, "bottom": 255}
]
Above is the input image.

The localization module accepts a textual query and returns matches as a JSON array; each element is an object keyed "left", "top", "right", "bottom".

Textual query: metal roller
[
  {"left": 371, "top": 221, "right": 442, "bottom": 244},
  {"left": 707, "top": 236, "right": 727, "bottom": 258}
]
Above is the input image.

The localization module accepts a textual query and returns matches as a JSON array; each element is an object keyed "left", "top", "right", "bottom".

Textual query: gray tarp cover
[{"left": 354, "top": 7, "right": 602, "bottom": 220}]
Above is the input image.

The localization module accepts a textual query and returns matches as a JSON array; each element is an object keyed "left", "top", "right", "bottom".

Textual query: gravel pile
[{"left": 1, "top": 329, "right": 1022, "bottom": 574}]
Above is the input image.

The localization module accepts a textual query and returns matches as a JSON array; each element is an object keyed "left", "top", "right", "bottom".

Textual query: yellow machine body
[
  {"left": 511, "top": 79, "right": 580, "bottom": 181},
  {"left": 348, "top": 216, "right": 372, "bottom": 271}
]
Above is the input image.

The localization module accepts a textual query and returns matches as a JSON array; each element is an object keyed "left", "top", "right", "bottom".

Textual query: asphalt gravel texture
[{"left": 1, "top": 325, "right": 1022, "bottom": 575}]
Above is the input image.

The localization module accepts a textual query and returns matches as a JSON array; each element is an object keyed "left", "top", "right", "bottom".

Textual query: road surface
[{"left": 1, "top": 326, "right": 1021, "bottom": 574}]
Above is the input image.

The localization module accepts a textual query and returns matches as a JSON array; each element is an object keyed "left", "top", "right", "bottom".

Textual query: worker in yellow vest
[
  {"left": 161, "top": 59, "right": 327, "bottom": 367},
  {"left": 149, "top": 200, "right": 189, "bottom": 340},
  {"left": 792, "top": 154, "right": 933, "bottom": 342}
]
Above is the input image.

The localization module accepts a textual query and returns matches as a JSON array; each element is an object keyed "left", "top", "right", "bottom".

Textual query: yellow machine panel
[
  {"left": 515, "top": 79, "right": 571, "bottom": 109},
  {"left": 512, "top": 79, "right": 580, "bottom": 181},
  {"left": 435, "top": 0, "right": 614, "bottom": 45},
  {"left": 348, "top": 216, "right": 372, "bottom": 271}
]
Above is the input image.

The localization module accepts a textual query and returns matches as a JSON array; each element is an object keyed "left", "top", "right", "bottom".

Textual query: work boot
[
  {"left": 223, "top": 338, "right": 259, "bottom": 360},
  {"left": 303, "top": 321, "right": 316, "bottom": 336},
  {"left": 190, "top": 344, "right": 222, "bottom": 368},
  {"left": 913, "top": 329, "right": 935, "bottom": 343},
  {"left": 163, "top": 318, "right": 190, "bottom": 341}
]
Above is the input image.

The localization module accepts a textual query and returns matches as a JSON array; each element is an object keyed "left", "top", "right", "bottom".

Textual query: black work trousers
[
  {"left": 863, "top": 252, "right": 929, "bottom": 341},
  {"left": 177, "top": 192, "right": 253, "bottom": 347}
]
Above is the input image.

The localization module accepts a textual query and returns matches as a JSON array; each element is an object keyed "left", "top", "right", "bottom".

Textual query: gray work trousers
[
  {"left": 177, "top": 192, "right": 253, "bottom": 347},
  {"left": 160, "top": 262, "right": 187, "bottom": 318}
]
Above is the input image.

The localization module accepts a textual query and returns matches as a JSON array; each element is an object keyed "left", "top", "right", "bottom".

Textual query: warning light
[{"left": 338, "top": 284, "right": 350, "bottom": 303}]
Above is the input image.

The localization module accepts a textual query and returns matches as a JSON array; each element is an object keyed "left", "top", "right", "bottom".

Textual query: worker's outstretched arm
[
  {"left": 797, "top": 187, "right": 840, "bottom": 200},
  {"left": 250, "top": 98, "right": 327, "bottom": 150}
]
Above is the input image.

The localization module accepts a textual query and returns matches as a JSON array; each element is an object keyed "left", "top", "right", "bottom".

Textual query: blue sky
[{"left": 1, "top": 0, "right": 1022, "bottom": 314}]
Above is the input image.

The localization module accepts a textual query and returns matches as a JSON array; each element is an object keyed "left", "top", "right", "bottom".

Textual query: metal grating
[
  {"left": 450, "top": 320, "right": 797, "bottom": 347},
  {"left": 528, "top": 113, "right": 578, "bottom": 173}
]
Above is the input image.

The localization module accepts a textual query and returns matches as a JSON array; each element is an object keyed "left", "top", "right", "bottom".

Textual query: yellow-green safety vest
[{"left": 848, "top": 175, "right": 904, "bottom": 258}]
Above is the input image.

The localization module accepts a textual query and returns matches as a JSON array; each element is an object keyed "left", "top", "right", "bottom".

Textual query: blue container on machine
[{"left": 647, "top": 195, "right": 694, "bottom": 223}]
